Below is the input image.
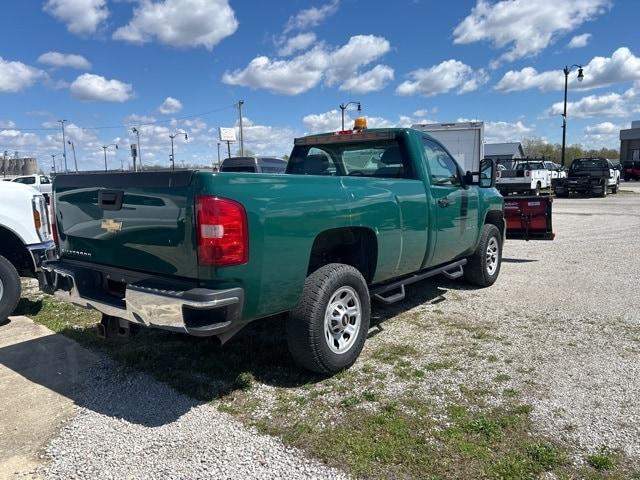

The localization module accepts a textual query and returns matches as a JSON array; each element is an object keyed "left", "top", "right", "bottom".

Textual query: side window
[
  {"left": 423, "top": 139, "right": 460, "bottom": 186},
  {"left": 40, "top": 176, "right": 50, "bottom": 184}
]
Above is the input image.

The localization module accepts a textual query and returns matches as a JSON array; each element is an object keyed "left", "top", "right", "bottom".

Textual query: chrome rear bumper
[{"left": 40, "top": 262, "right": 244, "bottom": 337}]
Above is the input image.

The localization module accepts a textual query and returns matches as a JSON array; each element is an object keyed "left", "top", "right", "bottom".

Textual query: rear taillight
[
  {"left": 32, "top": 195, "right": 52, "bottom": 242},
  {"left": 50, "top": 194, "right": 58, "bottom": 245},
  {"left": 196, "top": 196, "right": 248, "bottom": 266}
]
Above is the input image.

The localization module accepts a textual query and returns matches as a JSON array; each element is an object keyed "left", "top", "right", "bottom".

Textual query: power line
[{"left": 3, "top": 103, "right": 237, "bottom": 133}]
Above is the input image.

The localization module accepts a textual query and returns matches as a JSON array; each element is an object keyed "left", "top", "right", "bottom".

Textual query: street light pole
[
  {"left": 238, "top": 100, "right": 245, "bottom": 157},
  {"left": 561, "top": 64, "right": 584, "bottom": 167},
  {"left": 339, "top": 101, "right": 361, "bottom": 131},
  {"left": 67, "top": 140, "right": 78, "bottom": 172},
  {"left": 58, "top": 120, "right": 68, "bottom": 172},
  {"left": 217, "top": 141, "right": 221, "bottom": 170},
  {"left": 51, "top": 154, "right": 58, "bottom": 174},
  {"left": 169, "top": 132, "right": 188, "bottom": 171},
  {"left": 101, "top": 144, "right": 118, "bottom": 172}
]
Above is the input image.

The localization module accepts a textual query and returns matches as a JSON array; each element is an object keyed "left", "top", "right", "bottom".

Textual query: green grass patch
[
  {"left": 370, "top": 343, "right": 418, "bottom": 364},
  {"left": 587, "top": 446, "right": 618, "bottom": 471}
]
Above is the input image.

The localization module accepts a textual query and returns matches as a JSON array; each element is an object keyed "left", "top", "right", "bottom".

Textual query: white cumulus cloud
[
  {"left": 339, "top": 65, "right": 394, "bottom": 93},
  {"left": 546, "top": 83, "right": 640, "bottom": 118},
  {"left": 113, "top": 0, "right": 238, "bottom": 49},
  {"left": 284, "top": 0, "right": 339, "bottom": 34},
  {"left": 70, "top": 73, "right": 133, "bottom": 102},
  {"left": 223, "top": 35, "right": 391, "bottom": 95},
  {"left": 38, "top": 51, "right": 91, "bottom": 70},
  {"left": 453, "top": 0, "right": 609, "bottom": 65},
  {"left": 568, "top": 33, "right": 592, "bottom": 48},
  {"left": 496, "top": 47, "right": 640, "bottom": 93},
  {"left": 43, "top": 0, "right": 109, "bottom": 35},
  {"left": 0, "top": 58, "right": 45, "bottom": 93},
  {"left": 396, "top": 60, "right": 488, "bottom": 97},
  {"left": 158, "top": 96, "right": 183, "bottom": 114},
  {"left": 278, "top": 32, "right": 317, "bottom": 56}
]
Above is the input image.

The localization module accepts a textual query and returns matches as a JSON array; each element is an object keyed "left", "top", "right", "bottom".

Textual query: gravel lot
[
  {"left": 40, "top": 358, "right": 348, "bottom": 480},
  {"left": 29, "top": 183, "right": 640, "bottom": 478}
]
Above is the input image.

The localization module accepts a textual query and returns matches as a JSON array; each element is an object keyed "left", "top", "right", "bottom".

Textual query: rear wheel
[
  {"left": 286, "top": 263, "right": 370, "bottom": 374},
  {"left": 599, "top": 180, "right": 607, "bottom": 197},
  {"left": 0, "top": 255, "right": 21, "bottom": 322},
  {"left": 534, "top": 182, "right": 541, "bottom": 196},
  {"left": 612, "top": 180, "right": 619, "bottom": 194},
  {"left": 464, "top": 224, "right": 502, "bottom": 287}
]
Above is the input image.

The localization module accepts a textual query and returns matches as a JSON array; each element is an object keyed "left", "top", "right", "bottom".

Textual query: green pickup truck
[{"left": 41, "top": 127, "right": 504, "bottom": 373}]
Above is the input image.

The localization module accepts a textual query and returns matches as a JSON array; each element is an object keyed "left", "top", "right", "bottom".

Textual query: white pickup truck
[
  {"left": 496, "top": 160, "right": 551, "bottom": 196},
  {"left": 12, "top": 174, "right": 53, "bottom": 202},
  {"left": 0, "top": 182, "right": 55, "bottom": 320}
]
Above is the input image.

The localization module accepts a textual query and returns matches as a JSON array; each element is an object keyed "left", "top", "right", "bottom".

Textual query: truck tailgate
[{"left": 54, "top": 171, "right": 198, "bottom": 278}]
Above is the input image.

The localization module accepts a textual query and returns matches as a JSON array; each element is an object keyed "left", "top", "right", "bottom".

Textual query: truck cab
[{"left": 12, "top": 174, "right": 53, "bottom": 202}]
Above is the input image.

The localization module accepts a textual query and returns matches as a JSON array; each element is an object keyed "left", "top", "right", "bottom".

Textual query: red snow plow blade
[{"left": 504, "top": 196, "right": 555, "bottom": 241}]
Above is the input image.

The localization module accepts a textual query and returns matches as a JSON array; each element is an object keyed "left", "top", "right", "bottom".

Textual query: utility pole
[
  {"left": 238, "top": 100, "right": 244, "bottom": 157},
  {"left": 226, "top": 141, "right": 231, "bottom": 159},
  {"left": 58, "top": 119, "right": 68, "bottom": 172},
  {"left": 51, "top": 153, "right": 58, "bottom": 174},
  {"left": 217, "top": 141, "right": 221, "bottom": 170},
  {"left": 67, "top": 140, "right": 78, "bottom": 172},
  {"left": 169, "top": 132, "right": 188, "bottom": 171},
  {"left": 132, "top": 127, "right": 141, "bottom": 171}
]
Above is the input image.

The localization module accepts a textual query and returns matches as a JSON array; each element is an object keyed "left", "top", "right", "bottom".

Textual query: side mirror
[{"left": 479, "top": 158, "right": 496, "bottom": 188}]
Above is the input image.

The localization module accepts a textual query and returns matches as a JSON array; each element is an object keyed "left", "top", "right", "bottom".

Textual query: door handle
[{"left": 438, "top": 197, "right": 450, "bottom": 207}]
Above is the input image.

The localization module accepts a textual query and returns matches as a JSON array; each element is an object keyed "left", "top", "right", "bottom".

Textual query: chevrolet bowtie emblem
[{"left": 101, "top": 218, "right": 122, "bottom": 233}]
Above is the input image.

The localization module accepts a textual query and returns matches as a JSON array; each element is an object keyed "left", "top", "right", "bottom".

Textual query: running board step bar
[
  {"left": 442, "top": 265, "right": 464, "bottom": 280},
  {"left": 370, "top": 259, "right": 467, "bottom": 305}
]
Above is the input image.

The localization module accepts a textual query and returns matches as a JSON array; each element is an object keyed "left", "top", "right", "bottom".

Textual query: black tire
[
  {"left": 534, "top": 182, "right": 541, "bottom": 196},
  {"left": 599, "top": 180, "right": 607, "bottom": 197},
  {"left": 286, "top": 263, "right": 370, "bottom": 374},
  {"left": 464, "top": 224, "right": 502, "bottom": 287},
  {"left": 612, "top": 181, "right": 619, "bottom": 194},
  {"left": 0, "top": 255, "right": 21, "bottom": 321}
]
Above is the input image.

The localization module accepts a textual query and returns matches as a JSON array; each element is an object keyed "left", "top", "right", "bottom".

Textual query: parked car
[
  {"left": 0, "top": 182, "right": 55, "bottom": 320},
  {"left": 12, "top": 174, "right": 53, "bottom": 202},
  {"left": 622, "top": 160, "right": 640, "bottom": 181},
  {"left": 496, "top": 159, "right": 551, "bottom": 196},
  {"left": 41, "top": 126, "right": 512, "bottom": 373},
  {"left": 220, "top": 156, "right": 287, "bottom": 173},
  {"left": 555, "top": 157, "right": 620, "bottom": 197}
]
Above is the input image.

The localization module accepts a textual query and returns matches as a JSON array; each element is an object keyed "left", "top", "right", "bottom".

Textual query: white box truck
[{"left": 411, "top": 122, "right": 484, "bottom": 174}]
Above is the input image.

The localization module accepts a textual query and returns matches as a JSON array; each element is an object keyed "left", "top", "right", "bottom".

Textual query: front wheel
[
  {"left": 286, "top": 264, "right": 370, "bottom": 374},
  {"left": 464, "top": 224, "right": 502, "bottom": 287},
  {"left": 534, "top": 182, "right": 541, "bottom": 196},
  {"left": 0, "top": 255, "right": 21, "bottom": 322},
  {"left": 612, "top": 181, "right": 619, "bottom": 194}
]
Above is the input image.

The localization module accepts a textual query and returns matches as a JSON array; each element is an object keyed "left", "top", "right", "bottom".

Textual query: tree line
[{"left": 521, "top": 137, "right": 619, "bottom": 164}]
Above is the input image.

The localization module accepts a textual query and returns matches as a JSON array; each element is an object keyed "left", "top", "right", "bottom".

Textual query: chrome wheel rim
[
  {"left": 486, "top": 237, "right": 499, "bottom": 275},
  {"left": 324, "top": 286, "right": 361, "bottom": 355}
]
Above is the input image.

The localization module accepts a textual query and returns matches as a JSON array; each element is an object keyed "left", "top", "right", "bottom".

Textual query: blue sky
[{"left": 1, "top": 0, "right": 639, "bottom": 171}]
